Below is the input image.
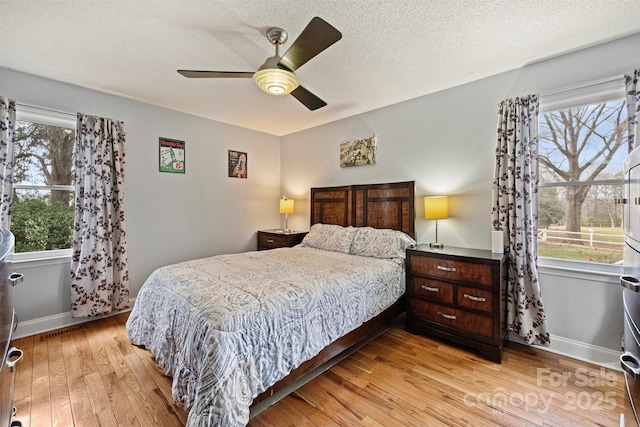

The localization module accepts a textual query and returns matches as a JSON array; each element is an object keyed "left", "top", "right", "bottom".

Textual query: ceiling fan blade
[
  {"left": 279, "top": 17, "right": 342, "bottom": 72},
  {"left": 178, "top": 70, "right": 254, "bottom": 78},
  {"left": 290, "top": 86, "right": 327, "bottom": 111}
]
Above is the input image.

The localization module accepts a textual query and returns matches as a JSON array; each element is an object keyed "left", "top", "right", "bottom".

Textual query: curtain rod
[
  {"left": 15, "top": 102, "right": 75, "bottom": 117},
  {"left": 540, "top": 74, "right": 624, "bottom": 98}
]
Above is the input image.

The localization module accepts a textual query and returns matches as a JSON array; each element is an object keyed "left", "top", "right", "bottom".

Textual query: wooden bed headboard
[{"left": 310, "top": 181, "right": 415, "bottom": 238}]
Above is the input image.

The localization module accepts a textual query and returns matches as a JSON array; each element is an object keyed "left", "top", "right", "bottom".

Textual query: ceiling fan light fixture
[{"left": 253, "top": 68, "right": 299, "bottom": 96}]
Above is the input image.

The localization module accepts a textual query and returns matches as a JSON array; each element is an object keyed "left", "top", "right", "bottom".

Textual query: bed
[{"left": 126, "top": 181, "right": 415, "bottom": 426}]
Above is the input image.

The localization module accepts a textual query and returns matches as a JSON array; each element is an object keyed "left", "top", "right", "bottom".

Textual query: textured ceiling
[{"left": 1, "top": 0, "right": 639, "bottom": 136}]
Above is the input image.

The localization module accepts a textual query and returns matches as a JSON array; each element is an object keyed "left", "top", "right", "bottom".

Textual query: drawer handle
[
  {"left": 436, "top": 265, "right": 456, "bottom": 272},
  {"left": 9, "top": 272, "right": 24, "bottom": 286},
  {"left": 621, "top": 352, "right": 640, "bottom": 379},
  {"left": 7, "top": 347, "right": 23, "bottom": 372},
  {"left": 266, "top": 239, "right": 274, "bottom": 243},
  {"left": 615, "top": 198, "right": 628, "bottom": 205},
  {"left": 621, "top": 276, "right": 640, "bottom": 292},
  {"left": 463, "top": 293, "right": 486, "bottom": 302},
  {"left": 438, "top": 311, "right": 457, "bottom": 320},
  {"left": 421, "top": 285, "right": 439, "bottom": 292},
  {"left": 636, "top": 197, "right": 640, "bottom": 205}
]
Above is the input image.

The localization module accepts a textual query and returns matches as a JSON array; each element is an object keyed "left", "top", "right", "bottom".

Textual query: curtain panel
[
  {"left": 0, "top": 97, "right": 16, "bottom": 229},
  {"left": 492, "top": 94, "right": 550, "bottom": 346},
  {"left": 626, "top": 68, "right": 639, "bottom": 152},
  {"left": 70, "top": 113, "right": 130, "bottom": 317}
]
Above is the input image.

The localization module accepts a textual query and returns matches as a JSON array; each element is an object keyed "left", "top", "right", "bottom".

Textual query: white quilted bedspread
[{"left": 126, "top": 246, "right": 405, "bottom": 426}]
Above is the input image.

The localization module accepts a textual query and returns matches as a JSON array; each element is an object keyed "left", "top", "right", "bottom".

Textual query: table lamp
[
  {"left": 279, "top": 196, "right": 295, "bottom": 233},
  {"left": 424, "top": 196, "right": 448, "bottom": 248}
]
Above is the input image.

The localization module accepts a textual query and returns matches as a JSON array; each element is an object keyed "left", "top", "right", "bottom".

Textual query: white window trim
[
  {"left": 539, "top": 75, "right": 624, "bottom": 114},
  {"left": 9, "top": 248, "right": 72, "bottom": 267},
  {"left": 16, "top": 104, "right": 76, "bottom": 128},
  {"left": 538, "top": 257, "right": 622, "bottom": 284},
  {"left": 12, "top": 105, "right": 76, "bottom": 262},
  {"left": 538, "top": 76, "right": 626, "bottom": 275}
]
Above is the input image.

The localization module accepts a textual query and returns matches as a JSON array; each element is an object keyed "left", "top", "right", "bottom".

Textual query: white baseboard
[
  {"left": 510, "top": 333, "right": 622, "bottom": 371},
  {"left": 13, "top": 298, "right": 135, "bottom": 340}
]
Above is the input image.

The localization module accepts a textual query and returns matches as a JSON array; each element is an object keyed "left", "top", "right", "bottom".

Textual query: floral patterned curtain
[
  {"left": 491, "top": 94, "right": 550, "bottom": 346},
  {"left": 0, "top": 97, "right": 16, "bottom": 229},
  {"left": 626, "top": 69, "right": 639, "bottom": 152},
  {"left": 70, "top": 113, "right": 129, "bottom": 317}
]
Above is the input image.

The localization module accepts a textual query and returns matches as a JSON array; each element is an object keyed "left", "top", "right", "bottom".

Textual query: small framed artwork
[
  {"left": 339, "top": 135, "right": 377, "bottom": 167},
  {"left": 159, "top": 137, "right": 186, "bottom": 174},
  {"left": 228, "top": 150, "right": 247, "bottom": 178}
]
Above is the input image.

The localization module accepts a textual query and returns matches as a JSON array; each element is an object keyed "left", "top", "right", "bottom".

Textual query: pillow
[
  {"left": 350, "top": 227, "right": 416, "bottom": 259},
  {"left": 300, "top": 223, "right": 357, "bottom": 254}
]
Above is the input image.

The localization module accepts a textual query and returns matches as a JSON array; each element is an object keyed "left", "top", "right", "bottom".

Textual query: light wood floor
[{"left": 9, "top": 312, "right": 632, "bottom": 426}]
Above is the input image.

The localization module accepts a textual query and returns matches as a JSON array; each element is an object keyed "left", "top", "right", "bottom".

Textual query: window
[
  {"left": 11, "top": 106, "right": 75, "bottom": 257},
  {"left": 538, "top": 79, "right": 627, "bottom": 265}
]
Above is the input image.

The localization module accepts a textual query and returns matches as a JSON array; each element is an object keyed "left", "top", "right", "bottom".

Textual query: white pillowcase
[
  {"left": 301, "top": 223, "right": 416, "bottom": 259},
  {"left": 300, "top": 223, "right": 357, "bottom": 254},
  {"left": 350, "top": 227, "right": 416, "bottom": 259}
]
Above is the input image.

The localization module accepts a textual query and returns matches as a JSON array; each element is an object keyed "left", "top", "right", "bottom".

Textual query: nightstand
[
  {"left": 405, "top": 245, "right": 508, "bottom": 363},
  {"left": 257, "top": 229, "right": 307, "bottom": 251}
]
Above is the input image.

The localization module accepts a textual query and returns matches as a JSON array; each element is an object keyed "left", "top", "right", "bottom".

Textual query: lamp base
[{"left": 429, "top": 242, "right": 444, "bottom": 249}]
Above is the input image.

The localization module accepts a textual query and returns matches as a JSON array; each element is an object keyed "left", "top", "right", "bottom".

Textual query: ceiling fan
[{"left": 178, "top": 17, "right": 342, "bottom": 111}]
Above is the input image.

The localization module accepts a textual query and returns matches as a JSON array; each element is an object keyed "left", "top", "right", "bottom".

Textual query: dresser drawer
[
  {"left": 408, "top": 255, "right": 493, "bottom": 287},
  {"left": 457, "top": 286, "right": 493, "bottom": 313},
  {"left": 258, "top": 233, "right": 289, "bottom": 249},
  {"left": 407, "top": 276, "right": 454, "bottom": 304},
  {"left": 257, "top": 231, "right": 307, "bottom": 250},
  {"left": 407, "top": 298, "right": 494, "bottom": 338}
]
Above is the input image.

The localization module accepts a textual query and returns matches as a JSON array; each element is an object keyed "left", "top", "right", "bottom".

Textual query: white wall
[
  {"left": 280, "top": 34, "right": 640, "bottom": 365},
  {"left": 0, "top": 67, "right": 281, "bottom": 331}
]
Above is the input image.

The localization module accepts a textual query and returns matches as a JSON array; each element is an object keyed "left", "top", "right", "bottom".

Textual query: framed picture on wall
[
  {"left": 339, "top": 135, "right": 377, "bottom": 167},
  {"left": 159, "top": 137, "right": 186, "bottom": 174},
  {"left": 228, "top": 150, "right": 247, "bottom": 178}
]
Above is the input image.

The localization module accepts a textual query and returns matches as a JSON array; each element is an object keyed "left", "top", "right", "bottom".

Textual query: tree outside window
[
  {"left": 538, "top": 99, "right": 627, "bottom": 264},
  {"left": 11, "top": 116, "right": 75, "bottom": 253}
]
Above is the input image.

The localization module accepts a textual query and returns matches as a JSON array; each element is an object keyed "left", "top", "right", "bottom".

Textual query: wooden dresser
[
  {"left": 405, "top": 245, "right": 508, "bottom": 363},
  {"left": 257, "top": 230, "right": 307, "bottom": 251}
]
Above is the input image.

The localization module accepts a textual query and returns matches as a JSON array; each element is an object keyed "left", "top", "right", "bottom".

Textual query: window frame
[
  {"left": 11, "top": 105, "right": 76, "bottom": 262},
  {"left": 537, "top": 77, "right": 626, "bottom": 275}
]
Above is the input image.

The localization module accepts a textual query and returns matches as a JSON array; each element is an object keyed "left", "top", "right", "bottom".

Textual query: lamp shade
[
  {"left": 424, "top": 196, "right": 448, "bottom": 220},
  {"left": 279, "top": 198, "right": 295, "bottom": 214}
]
